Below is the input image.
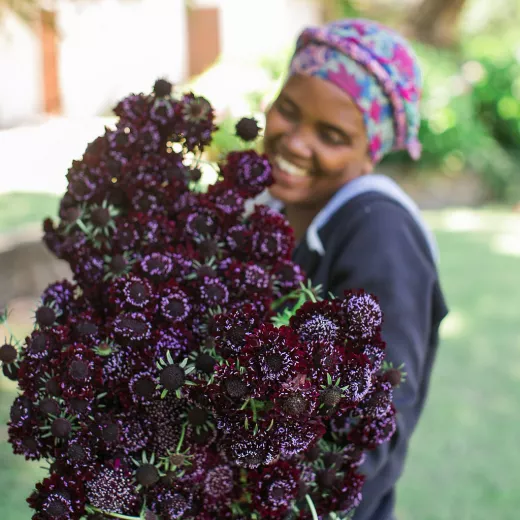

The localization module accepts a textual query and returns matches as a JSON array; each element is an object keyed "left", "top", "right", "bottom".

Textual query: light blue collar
[{"left": 261, "top": 174, "right": 439, "bottom": 263}]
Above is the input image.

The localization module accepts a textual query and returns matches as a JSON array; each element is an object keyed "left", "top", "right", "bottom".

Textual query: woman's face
[{"left": 264, "top": 74, "right": 372, "bottom": 209}]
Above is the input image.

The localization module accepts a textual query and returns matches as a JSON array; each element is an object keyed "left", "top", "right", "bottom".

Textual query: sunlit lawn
[{"left": 0, "top": 205, "right": 519, "bottom": 519}]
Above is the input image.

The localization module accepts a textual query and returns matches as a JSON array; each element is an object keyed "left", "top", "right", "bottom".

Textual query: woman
[{"left": 262, "top": 19, "right": 448, "bottom": 520}]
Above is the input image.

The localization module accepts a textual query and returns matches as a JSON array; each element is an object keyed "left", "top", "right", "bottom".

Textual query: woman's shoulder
[{"left": 320, "top": 189, "right": 438, "bottom": 265}]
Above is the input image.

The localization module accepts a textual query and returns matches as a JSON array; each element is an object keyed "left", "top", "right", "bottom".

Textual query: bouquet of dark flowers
[{"left": 0, "top": 79, "right": 403, "bottom": 520}]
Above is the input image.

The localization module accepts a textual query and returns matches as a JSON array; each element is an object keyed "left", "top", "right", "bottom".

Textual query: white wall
[
  {"left": 218, "top": 0, "right": 321, "bottom": 63},
  {"left": 57, "top": 0, "right": 187, "bottom": 117},
  {"left": 0, "top": 11, "right": 42, "bottom": 127},
  {"left": 0, "top": 0, "right": 321, "bottom": 126}
]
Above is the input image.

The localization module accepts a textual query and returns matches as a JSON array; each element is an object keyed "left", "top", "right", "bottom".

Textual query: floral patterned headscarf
[{"left": 289, "top": 19, "right": 423, "bottom": 164}]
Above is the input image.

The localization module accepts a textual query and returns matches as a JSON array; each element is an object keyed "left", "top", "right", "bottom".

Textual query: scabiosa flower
[
  {"left": 67, "top": 169, "right": 99, "bottom": 202},
  {"left": 72, "top": 253, "right": 105, "bottom": 287},
  {"left": 225, "top": 224, "right": 252, "bottom": 256},
  {"left": 218, "top": 151, "right": 272, "bottom": 197},
  {"left": 290, "top": 300, "right": 344, "bottom": 345},
  {"left": 150, "top": 97, "right": 176, "bottom": 126},
  {"left": 0, "top": 342, "right": 17, "bottom": 364},
  {"left": 9, "top": 423, "right": 46, "bottom": 460},
  {"left": 86, "top": 463, "right": 140, "bottom": 515},
  {"left": 226, "top": 428, "right": 280, "bottom": 468},
  {"left": 203, "top": 464, "right": 234, "bottom": 499},
  {"left": 184, "top": 207, "right": 219, "bottom": 240},
  {"left": 211, "top": 188, "right": 245, "bottom": 215},
  {"left": 154, "top": 327, "right": 191, "bottom": 362},
  {"left": 249, "top": 460, "right": 300, "bottom": 518},
  {"left": 176, "top": 93, "right": 216, "bottom": 151},
  {"left": 108, "top": 125, "right": 139, "bottom": 152},
  {"left": 113, "top": 219, "right": 141, "bottom": 251},
  {"left": 137, "top": 121, "right": 162, "bottom": 153},
  {"left": 113, "top": 93, "right": 151, "bottom": 123},
  {"left": 275, "top": 419, "right": 325, "bottom": 457},
  {"left": 334, "top": 469, "right": 365, "bottom": 514},
  {"left": 348, "top": 404, "right": 397, "bottom": 450},
  {"left": 112, "top": 312, "right": 152, "bottom": 342},
  {"left": 273, "top": 384, "right": 319, "bottom": 419},
  {"left": 270, "top": 260, "right": 306, "bottom": 297},
  {"left": 119, "top": 414, "right": 152, "bottom": 455},
  {"left": 128, "top": 370, "right": 160, "bottom": 405},
  {"left": 52, "top": 343, "right": 103, "bottom": 402},
  {"left": 110, "top": 274, "right": 155, "bottom": 311},
  {"left": 356, "top": 377, "right": 393, "bottom": 419},
  {"left": 229, "top": 261, "right": 271, "bottom": 294},
  {"left": 211, "top": 362, "right": 251, "bottom": 406},
  {"left": 198, "top": 277, "right": 229, "bottom": 308},
  {"left": 341, "top": 354, "right": 373, "bottom": 405},
  {"left": 341, "top": 290, "right": 383, "bottom": 340},
  {"left": 28, "top": 473, "right": 86, "bottom": 520},
  {"left": 102, "top": 347, "right": 133, "bottom": 388},
  {"left": 9, "top": 395, "right": 33, "bottom": 428},
  {"left": 140, "top": 252, "right": 174, "bottom": 282},
  {"left": 250, "top": 205, "right": 294, "bottom": 261},
  {"left": 210, "top": 305, "right": 261, "bottom": 356},
  {"left": 235, "top": 117, "right": 261, "bottom": 141},
  {"left": 41, "top": 280, "right": 76, "bottom": 319},
  {"left": 61, "top": 433, "right": 96, "bottom": 473},
  {"left": 148, "top": 483, "right": 193, "bottom": 520},
  {"left": 160, "top": 287, "right": 191, "bottom": 323},
  {"left": 240, "top": 325, "right": 304, "bottom": 391}
]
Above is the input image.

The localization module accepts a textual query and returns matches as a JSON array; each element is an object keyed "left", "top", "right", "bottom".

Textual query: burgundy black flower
[
  {"left": 85, "top": 463, "right": 140, "bottom": 515},
  {"left": 248, "top": 460, "right": 300, "bottom": 518},
  {"left": 341, "top": 289, "right": 383, "bottom": 341}
]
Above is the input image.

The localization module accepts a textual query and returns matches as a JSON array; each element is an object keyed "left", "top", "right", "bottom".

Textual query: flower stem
[
  {"left": 251, "top": 399, "right": 257, "bottom": 423},
  {"left": 88, "top": 505, "right": 140, "bottom": 520},
  {"left": 305, "top": 494, "right": 319, "bottom": 520},
  {"left": 176, "top": 422, "right": 187, "bottom": 452}
]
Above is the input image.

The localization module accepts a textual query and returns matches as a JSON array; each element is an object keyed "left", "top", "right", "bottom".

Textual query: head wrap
[{"left": 289, "top": 19, "right": 422, "bottom": 164}]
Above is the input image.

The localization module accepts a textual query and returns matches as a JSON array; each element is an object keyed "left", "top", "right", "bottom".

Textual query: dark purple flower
[
  {"left": 160, "top": 287, "right": 191, "bottom": 323},
  {"left": 86, "top": 464, "right": 139, "bottom": 515},
  {"left": 112, "top": 312, "right": 152, "bottom": 342},
  {"left": 128, "top": 370, "right": 159, "bottom": 405},
  {"left": 341, "top": 290, "right": 383, "bottom": 340},
  {"left": 218, "top": 150, "right": 273, "bottom": 197},
  {"left": 204, "top": 464, "right": 234, "bottom": 499},
  {"left": 290, "top": 300, "right": 344, "bottom": 345},
  {"left": 140, "top": 252, "right": 174, "bottom": 281},
  {"left": 198, "top": 277, "right": 229, "bottom": 308},
  {"left": 248, "top": 460, "right": 300, "bottom": 518}
]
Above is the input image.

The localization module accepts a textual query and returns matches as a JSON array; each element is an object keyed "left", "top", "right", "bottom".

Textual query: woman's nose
[{"left": 283, "top": 125, "right": 313, "bottom": 160}]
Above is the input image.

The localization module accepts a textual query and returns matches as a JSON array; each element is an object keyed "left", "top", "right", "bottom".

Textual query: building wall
[
  {"left": 57, "top": 0, "right": 187, "bottom": 117},
  {"left": 0, "top": 0, "right": 321, "bottom": 126},
  {"left": 0, "top": 11, "right": 42, "bottom": 127}
]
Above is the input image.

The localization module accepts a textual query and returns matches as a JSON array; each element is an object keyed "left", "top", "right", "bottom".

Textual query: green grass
[
  {"left": 395, "top": 208, "right": 520, "bottom": 520},
  {"left": 0, "top": 207, "right": 519, "bottom": 519},
  {"left": 0, "top": 192, "right": 60, "bottom": 233}
]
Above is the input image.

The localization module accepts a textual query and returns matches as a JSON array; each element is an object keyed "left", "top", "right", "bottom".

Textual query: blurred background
[{"left": 0, "top": 0, "right": 519, "bottom": 518}]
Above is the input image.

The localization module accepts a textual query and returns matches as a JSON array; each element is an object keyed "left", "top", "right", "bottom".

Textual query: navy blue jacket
[{"left": 288, "top": 176, "right": 448, "bottom": 520}]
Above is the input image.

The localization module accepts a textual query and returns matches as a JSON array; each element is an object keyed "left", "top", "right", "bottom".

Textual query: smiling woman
[
  {"left": 264, "top": 74, "right": 370, "bottom": 215},
  {"left": 262, "top": 18, "right": 448, "bottom": 520}
]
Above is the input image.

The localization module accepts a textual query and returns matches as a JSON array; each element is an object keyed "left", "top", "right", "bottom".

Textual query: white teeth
[{"left": 275, "top": 156, "right": 308, "bottom": 178}]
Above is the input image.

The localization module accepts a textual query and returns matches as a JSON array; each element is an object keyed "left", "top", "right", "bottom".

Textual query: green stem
[
  {"left": 88, "top": 506, "right": 140, "bottom": 520},
  {"left": 176, "top": 422, "right": 187, "bottom": 452},
  {"left": 251, "top": 399, "right": 257, "bottom": 423},
  {"left": 305, "top": 494, "right": 319, "bottom": 520},
  {"left": 75, "top": 218, "right": 90, "bottom": 236}
]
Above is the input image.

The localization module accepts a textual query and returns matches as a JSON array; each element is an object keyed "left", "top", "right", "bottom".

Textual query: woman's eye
[
  {"left": 320, "top": 131, "right": 347, "bottom": 146},
  {"left": 277, "top": 101, "right": 297, "bottom": 120}
]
